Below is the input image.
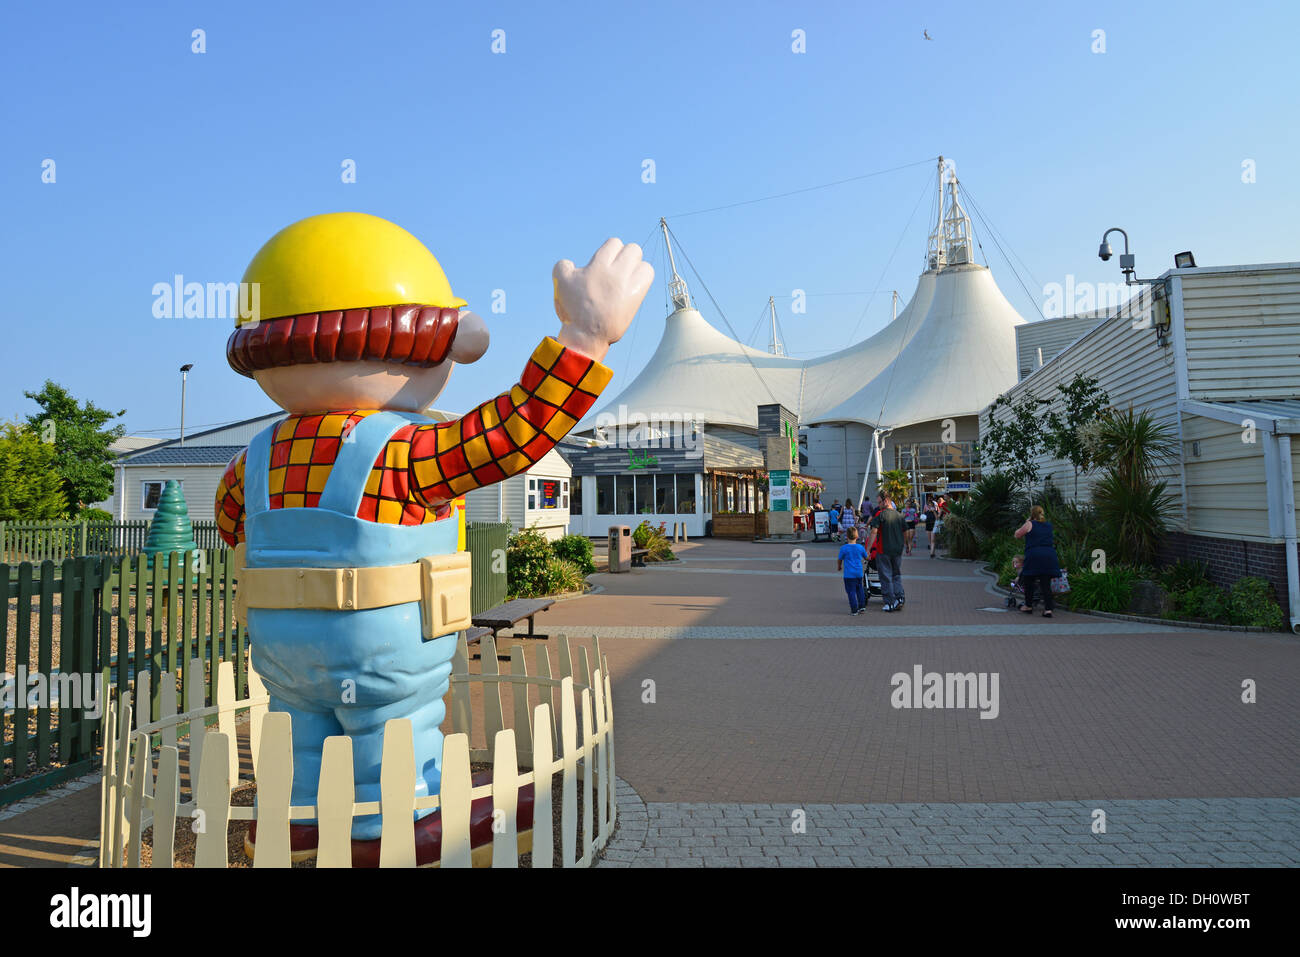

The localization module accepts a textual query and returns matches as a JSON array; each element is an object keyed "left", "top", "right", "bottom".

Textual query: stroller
[
  {"left": 860, "top": 523, "right": 883, "bottom": 604},
  {"left": 1005, "top": 565, "right": 1044, "bottom": 610},
  {"left": 1005, "top": 576, "right": 1029, "bottom": 609}
]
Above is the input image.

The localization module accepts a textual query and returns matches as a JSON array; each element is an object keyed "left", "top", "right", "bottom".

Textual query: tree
[
  {"left": 879, "top": 468, "right": 911, "bottom": 505},
  {"left": 975, "top": 392, "right": 1047, "bottom": 493},
  {"left": 0, "top": 421, "right": 69, "bottom": 520},
  {"left": 1043, "top": 373, "right": 1111, "bottom": 499},
  {"left": 1086, "top": 407, "right": 1181, "bottom": 565},
  {"left": 23, "top": 381, "right": 125, "bottom": 510}
]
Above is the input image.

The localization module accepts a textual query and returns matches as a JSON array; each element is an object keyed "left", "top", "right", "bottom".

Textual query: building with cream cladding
[{"left": 981, "top": 260, "right": 1300, "bottom": 633}]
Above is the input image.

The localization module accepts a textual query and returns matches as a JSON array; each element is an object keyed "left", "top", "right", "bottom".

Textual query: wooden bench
[
  {"left": 470, "top": 597, "right": 555, "bottom": 642},
  {"left": 630, "top": 547, "right": 650, "bottom": 568}
]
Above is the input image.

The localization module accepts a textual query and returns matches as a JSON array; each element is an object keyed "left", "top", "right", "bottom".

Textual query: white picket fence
[{"left": 98, "top": 632, "right": 616, "bottom": 867}]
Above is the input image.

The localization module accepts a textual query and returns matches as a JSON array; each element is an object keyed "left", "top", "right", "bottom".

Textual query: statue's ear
[{"left": 450, "top": 311, "right": 489, "bottom": 364}]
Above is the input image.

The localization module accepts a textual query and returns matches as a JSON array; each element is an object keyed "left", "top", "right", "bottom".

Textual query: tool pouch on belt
[{"left": 234, "top": 545, "right": 473, "bottom": 640}]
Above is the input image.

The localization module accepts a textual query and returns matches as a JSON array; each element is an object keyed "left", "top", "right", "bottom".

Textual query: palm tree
[
  {"left": 1084, "top": 407, "right": 1180, "bottom": 565},
  {"left": 1083, "top": 406, "right": 1179, "bottom": 490},
  {"left": 879, "top": 468, "right": 911, "bottom": 505}
]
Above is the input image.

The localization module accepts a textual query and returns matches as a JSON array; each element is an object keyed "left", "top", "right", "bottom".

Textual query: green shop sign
[
  {"left": 628, "top": 449, "right": 659, "bottom": 470},
  {"left": 768, "top": 469, "right": 791, "bottom": 511}
]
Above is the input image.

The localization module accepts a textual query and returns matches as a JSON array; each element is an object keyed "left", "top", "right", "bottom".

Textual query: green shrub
[
  {"left": 632, "top": 520, "right": 675, "bottom": 561},
  {"left": 970, "top": 472, "right": 1020, "bottom": 538},
  {"left": 541, "top": 556, "right": 585, "bottom": 595},
  {"left": 981, "top": 530, "right": 1021, "bottom": 570},
  {"left": 1227, "top": 577, "right": 1285, "bottom": 630},
  {"left": 1167, "top": 582, "right": 1228, "bottom": 622},
  {"left": 505, "top": 528, "right": 585, "bottom": 598},
  {"left": 938, "top": 498, "right": 981, "bottom": 559},
  {"left": 995, "top": 555, "right": 1021, "bottom": 587},
  {"left": 1066, "top": 567, "right": 1139, "bottom": 613},
  {"left": 1043, "top": 499, "right": 1102, "bottom": 574},
  {"left": 1093, "top": 473, "right": 1177, "bottom": 566},
  {"left": 76, "top": 507, "right": 114, "bottom": 523},
  {"left": 551, "top": 533, "right": 596, "bottom": 575},
  {"left": 1158, "top": 559, "right": 1210, "bottom": 593}
]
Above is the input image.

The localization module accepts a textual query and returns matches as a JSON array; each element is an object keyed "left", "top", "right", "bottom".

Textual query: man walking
[{"left": 869, "top": 491, "right": 906, "bottom": 611}]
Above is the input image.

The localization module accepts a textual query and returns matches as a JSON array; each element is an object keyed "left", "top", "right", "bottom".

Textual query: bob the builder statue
[{"left": 216, "top": 212, "right": 651, "bottom": 858}]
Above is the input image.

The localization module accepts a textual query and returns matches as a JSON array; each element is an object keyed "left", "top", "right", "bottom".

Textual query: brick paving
[
  {"left": 596, "top": 794, "right": 1300, "bottom": 868},
  {"left": 563, "top": 538, "right": 1300, "bottom": 867},
  {"left": 4, "top": 536, "right": 1296, "bottom": 868}
]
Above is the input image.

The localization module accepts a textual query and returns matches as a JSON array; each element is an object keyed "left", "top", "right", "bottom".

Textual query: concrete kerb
[{"left": 594, "top": 777, "right": 649, "bottom": 868}]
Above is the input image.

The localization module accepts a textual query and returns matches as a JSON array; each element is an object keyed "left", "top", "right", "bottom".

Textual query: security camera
[{"left": 1098, "top": 241, "right": 1113, "bottom": 262}]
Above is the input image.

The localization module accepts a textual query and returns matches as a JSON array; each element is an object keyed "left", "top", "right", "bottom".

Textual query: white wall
[
  {"left": 118, "top": 465, "right": 225, "bottom": 522},
  {"left": 568, "top": 472, "right": 704, "bottom": 538},
  {"left": 1181, "top": 413, "right": 1271, "bottom": 541},
  {"left": 979, "top": 293, "right": 1183, "bottom": 516}
]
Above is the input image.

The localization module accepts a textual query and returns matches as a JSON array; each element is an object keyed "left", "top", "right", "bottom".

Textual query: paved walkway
[
  {"left": 4, "top": 537, "right": 1297, "bottom": 868},
  {"left": 598, "top": 784, "right": 1300, "bottom": 867}
]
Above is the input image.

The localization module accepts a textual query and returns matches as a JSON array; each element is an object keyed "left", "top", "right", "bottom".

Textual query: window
[
  {"left": 676, "top": 473, "right": 696, "bottom": 513},
  {"left": 636, "top": 474, "right": 654, "bottom": 514},
  {"left": 615, "top": 475, "right": 635, "bottom": 514},
  {"left": 571, "top": 476, "right": 582, "bottom": 514},
  {"left": 538, "top": 477, "right": 560, "bottom": 509},
  {"left": 597, "top": 475, "right": 615, "bottom": 514},
  {"left": 656, "top": 474, "right": 676, "bottom": 514},
  {"left": 141, "top": 480, "right": 180, "bottom": 512},
  {"left": 561, "top": 478, "right": 570, "bottom": 510}
]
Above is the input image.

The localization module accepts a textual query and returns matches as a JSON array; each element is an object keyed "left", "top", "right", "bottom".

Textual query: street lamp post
[{"left": 179, "top": 364, "right": 194, "bottom": 446}]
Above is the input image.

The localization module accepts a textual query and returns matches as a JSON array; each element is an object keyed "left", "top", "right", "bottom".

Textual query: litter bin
[{"left": 608, "top": 525, "right": 631, "bottom": 573}]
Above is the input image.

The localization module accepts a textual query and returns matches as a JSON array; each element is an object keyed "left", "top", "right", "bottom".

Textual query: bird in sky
[{"left": 923, "top": 29, "right": 934, "bottom": 40}]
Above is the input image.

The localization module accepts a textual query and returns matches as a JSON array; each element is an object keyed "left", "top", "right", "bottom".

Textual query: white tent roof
[
  {"left": 585, "top": 169, "right": 1025, "bottom": 434},
  {"left": 584, "top": 268, "right": 940, "bottom": 430},
  {"left": 810, "top": 263, "right": 1026, "bottom": 429}
]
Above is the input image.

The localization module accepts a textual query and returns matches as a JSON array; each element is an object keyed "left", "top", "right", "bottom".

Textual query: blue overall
[{"left": 243, "top": 411, "right": 458, "bottom": 840}]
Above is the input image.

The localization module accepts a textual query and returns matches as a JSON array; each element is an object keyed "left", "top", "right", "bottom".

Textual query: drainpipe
[{"left": 1277, "top": 434, "right": 1299, "bottom": 634}]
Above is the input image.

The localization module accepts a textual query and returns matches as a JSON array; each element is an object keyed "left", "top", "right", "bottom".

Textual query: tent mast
[
  {"left": 768, "top": 296, "right": 785, "bottom": 355},
  {"left": 660, "top": 217, "right": 692, "bottom": 311}
]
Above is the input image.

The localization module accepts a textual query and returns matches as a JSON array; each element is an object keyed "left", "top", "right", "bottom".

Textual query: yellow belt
[{"left": 231, "top": 544, "right": 473, "bottom": 640}]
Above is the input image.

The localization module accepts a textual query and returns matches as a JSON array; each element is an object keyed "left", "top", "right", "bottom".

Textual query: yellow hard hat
[{"left": 238, "top": 212, "right": 465, "bottom": 326}]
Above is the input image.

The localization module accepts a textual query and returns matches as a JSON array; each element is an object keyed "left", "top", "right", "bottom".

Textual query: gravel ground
[{"left": 4, "top": 594, "right": 235, "bottom": 677}]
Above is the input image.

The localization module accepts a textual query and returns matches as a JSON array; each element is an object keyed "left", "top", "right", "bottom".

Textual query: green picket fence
[
  {"left": 0, "top": 520, "right": 228, "bottom": 564},
  {"left": 1, "top": 549, "right": 244, "bottom": 805},
  {"left": 3, "top": 527, "right": 507, "bottom": 803},
  {"left": 466, "top": 522, "right": 509, "bottom": 614}
]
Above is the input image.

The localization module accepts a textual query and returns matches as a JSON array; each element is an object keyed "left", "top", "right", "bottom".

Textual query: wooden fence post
[
  {"left": 194, "top": 731, "right": 231, "bottom": 868},
  {"left": 560, "top": 675, "right": 577, "bottom": 867},
  {"left": 253, "top": 712, "right": 293, "bottom": 868},
  {"left": 439, "top": 734, "right": 472, "bottom": 868},
  {"left": 491, "top": 729, "right": 519, "bottom": 868},
  {"left": 378, "top": 719, "right": 416, "bottom": 868},
  {"left": 316, "top": 736, "right": 355, "bottom": 868},
  {"left": 531, "top": 703, "right": 553, "bottom": 868}
]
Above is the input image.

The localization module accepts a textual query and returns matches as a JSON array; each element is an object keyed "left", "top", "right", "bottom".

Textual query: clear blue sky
[{"left": 3, "top": 0, "right": 1296, "bottom": 438}]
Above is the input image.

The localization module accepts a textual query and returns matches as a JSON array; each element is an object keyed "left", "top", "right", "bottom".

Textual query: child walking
[{"left": 837, "top": 527, "right": 869, "bottom": 615}]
